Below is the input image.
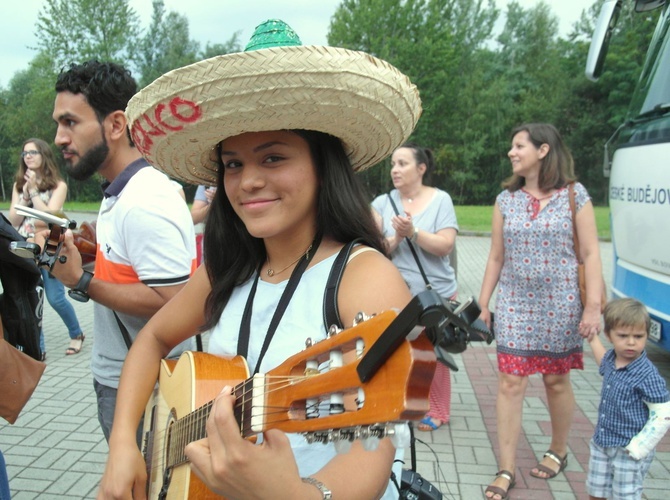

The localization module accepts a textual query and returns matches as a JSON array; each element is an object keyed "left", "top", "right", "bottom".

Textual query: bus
[{"left": 586, "top": 0, "right": 670, "bottom": 351}]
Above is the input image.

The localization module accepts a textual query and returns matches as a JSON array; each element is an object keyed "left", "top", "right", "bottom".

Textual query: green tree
[
  {"left": 136, "top": 1, "right": 242, "bottom": 87},
  {"left": 200, "top": 35, "right": 243, "bottom": 60},
  {"left": 0, "top": 53, "right": 61, "bottom": 201},
  {"left": 460, "top": 1, "right": 569, "bottom": 204},
  {"left": 34, "top": 0, "right": 141, "bottom": 70},
  {"left": 555, "top": 0, "right": 659, "bottom": 204},
  {"left": 328, "top": 0, "right": 498, "bottom": 202},
  {"left": 136, "top": 0, "right": 200, "bottom": 87},
  {"left": 0, "top": 51, "right": 103, "bottom": 201},
  {"left": 496, "top": 1, "right": 565, "bottom": 122}
]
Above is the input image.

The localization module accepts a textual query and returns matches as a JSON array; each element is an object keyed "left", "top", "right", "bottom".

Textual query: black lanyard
[
  {"left": 387, "top": 193, "right": 432, "bottom": 289},
  {"left": 237, "top": 234, "right": 322, "bottom": 374}
]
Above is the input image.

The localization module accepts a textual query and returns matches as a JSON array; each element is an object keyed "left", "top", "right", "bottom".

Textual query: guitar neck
[
  {"left": 164, "top": 378, "right": 254, "bottom": 468},
  {"left": 153, "top": 309, "right": 435, "bottom": 472}
]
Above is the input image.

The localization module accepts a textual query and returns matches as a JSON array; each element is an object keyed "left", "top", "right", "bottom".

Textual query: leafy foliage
[
  {"left": 34, "top": 0, "right": 141, "bottom": 70},
  {"left": 136, "top": 0, "right": 200, "bottom": 87},
  {"left": 0, "top": 0, "right": 662, "bottom": 207}
]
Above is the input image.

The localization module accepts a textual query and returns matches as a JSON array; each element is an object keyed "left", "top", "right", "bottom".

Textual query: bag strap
[
  {"left": 386, "top": 194, "right": 432, "bottom": 289},
  {"left": 568, "top": 183, "right": 583, "bottom": 264},
  {"left": 322, "top": 239, "right": 361, "bottom": 331},
  {"left": 113, "top": 310, "right": 203, "bottom": 352},
  {"left": 113, "top": 311, "right": 133, "bottom": 350}
]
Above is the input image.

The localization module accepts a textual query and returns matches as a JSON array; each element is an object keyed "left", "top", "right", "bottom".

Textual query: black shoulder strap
[
  {"left": 322, "top": 239, "right": 362, "bottom": 332},
  {"left": 113, "top": 311, "right": 133, "bottom": 350},
  {"left": 386, "top": 194, "right": 432, "bottom": 289},
  {"left": 113, "top": 310, "right": 203, "bottom": 352}
]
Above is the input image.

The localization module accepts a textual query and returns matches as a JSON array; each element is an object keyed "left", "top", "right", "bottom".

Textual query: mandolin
[
  {"left": 72, "top": 220, "right": 96, "bottom": 267},
  {"left": 143, "top": 307, "right": 437, "bottom": 499}
]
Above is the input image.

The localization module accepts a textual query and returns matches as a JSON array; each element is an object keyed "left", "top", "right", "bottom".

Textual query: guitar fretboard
[{"left": 164, "top": 377, "right": 257, "bottom": 468}]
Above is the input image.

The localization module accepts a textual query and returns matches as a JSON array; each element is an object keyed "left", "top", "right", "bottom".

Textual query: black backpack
[{"left": 0, "top": 214, "right": 44, "bottom": 360}]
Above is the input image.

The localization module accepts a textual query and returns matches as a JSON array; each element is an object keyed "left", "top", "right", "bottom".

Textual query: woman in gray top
[{"left": 372, "top": 143, "right": 459, "bottom": 431}]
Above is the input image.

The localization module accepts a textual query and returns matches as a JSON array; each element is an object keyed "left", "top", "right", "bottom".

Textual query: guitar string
[
  {"left": 146, "top": 362, "right": 364, "bottom": 470},
  {"left": 146, "top": 375, "right": 306, "bottom": 470},
  {"left": 147, "top": 358, "right": 334, "bottom": 447},
  {"left": 145, "top": 374, "right": 357, "bottom": 472}
]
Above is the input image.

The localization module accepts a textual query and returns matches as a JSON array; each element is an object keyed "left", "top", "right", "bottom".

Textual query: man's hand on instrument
[{"left": 34, "top": 228, "right": 84, "bottom": 288}]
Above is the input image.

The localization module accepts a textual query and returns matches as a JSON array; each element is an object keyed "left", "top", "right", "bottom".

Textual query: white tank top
[{"left": 208, "top": 250, "right": 403, "bottom": 498}]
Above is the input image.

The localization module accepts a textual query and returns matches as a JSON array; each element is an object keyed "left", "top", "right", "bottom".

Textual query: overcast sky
[{"left": 0, "top": 0, "right": 597, "bottom": 88}]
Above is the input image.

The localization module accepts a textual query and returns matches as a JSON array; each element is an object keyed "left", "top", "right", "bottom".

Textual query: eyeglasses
[{"left": 21, "top": 150, "right": 41, "bottom": 158}]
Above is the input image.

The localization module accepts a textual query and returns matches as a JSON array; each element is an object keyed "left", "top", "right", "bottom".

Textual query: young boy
[{"left": 586, "top": 298, "right": 670, "bottom": 500}]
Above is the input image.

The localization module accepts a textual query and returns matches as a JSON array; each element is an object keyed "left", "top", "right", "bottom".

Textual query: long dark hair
[
  {"left": 502, "top": 123, "right": 576, "bottom": 192},
  {"left": 15, "top": 138, "right": 62, "bottom": 192},
  {"left": 201, "top": 130, "right": 385, "bottom": 331}
]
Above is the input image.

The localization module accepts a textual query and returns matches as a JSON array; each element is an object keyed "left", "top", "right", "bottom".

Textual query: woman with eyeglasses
[{"left": 8, "top": 138, "right": 85, "bottom": 360}]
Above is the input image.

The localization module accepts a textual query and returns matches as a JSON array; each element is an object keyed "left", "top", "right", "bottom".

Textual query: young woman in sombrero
[{"left": 98, "top": 20, "right": 423, "bottom": 499}]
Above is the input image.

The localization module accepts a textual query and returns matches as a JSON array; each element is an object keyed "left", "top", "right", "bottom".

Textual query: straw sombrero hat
[{"left": 126, "top": 19, "right": 422, "bottom": 185}]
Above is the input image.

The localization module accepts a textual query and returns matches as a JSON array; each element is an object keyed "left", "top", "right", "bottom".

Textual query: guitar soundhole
[{"left": 163, "top": 409, "right": 179, "bottom": 468}]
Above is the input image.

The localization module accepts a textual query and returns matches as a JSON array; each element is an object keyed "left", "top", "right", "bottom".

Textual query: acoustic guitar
[{"left": 143, "top": 308, "right": 436, "bottom": 499}]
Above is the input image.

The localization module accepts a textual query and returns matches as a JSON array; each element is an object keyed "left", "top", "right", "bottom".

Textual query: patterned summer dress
[
  {"left": 17, "top": 190, "right": 51, "bottom": 237},
  {"left": 494, "top": 183, "right": 590, "bottom": 375}
]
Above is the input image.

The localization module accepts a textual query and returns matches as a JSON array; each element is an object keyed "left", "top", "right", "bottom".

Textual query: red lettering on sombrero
[{"left": 131, "top": 97, "right": 202, "bottom": 157}]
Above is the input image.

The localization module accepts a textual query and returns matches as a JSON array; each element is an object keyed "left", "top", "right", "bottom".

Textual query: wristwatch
[
  {"left": 301, "top": 477, "right": 332, "bottom": 499},
  {"left": 410, "top": 226, "right": 419, "bottom": 243},
  {"left": 68, "top": 270, "right": 94, "bottom": 302}
]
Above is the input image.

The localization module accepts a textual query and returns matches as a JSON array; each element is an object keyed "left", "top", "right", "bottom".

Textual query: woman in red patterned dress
[{"left": 478, "top": 123, "right": 603, "bottom": 500}]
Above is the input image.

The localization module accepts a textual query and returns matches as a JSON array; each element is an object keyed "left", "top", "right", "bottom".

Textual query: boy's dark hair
[
  {"left": 603, "top": 298, "right": 650, "bottom": 336},
  {"left": 55, "top": 60, "right": 137, "bottom": 123}
]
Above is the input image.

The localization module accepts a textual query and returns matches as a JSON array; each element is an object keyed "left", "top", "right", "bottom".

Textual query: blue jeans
[
  {"left": 0, "top": 450, "right": 10, "bottom": 500},
  {"left": 40, "top": 269, "right": 83, "bottom": 352},
  {"left": 93, "top": 379, "right": 143, "bottom": 448}
]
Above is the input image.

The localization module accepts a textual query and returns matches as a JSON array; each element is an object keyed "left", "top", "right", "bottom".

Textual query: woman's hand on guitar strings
[{"left": 185, "top": 386, "right": 304, "bottom": 500}]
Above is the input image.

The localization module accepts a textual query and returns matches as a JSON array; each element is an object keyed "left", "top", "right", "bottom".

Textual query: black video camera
[{"left": 399, "top": 469, "right": 443, "bottom": 500}]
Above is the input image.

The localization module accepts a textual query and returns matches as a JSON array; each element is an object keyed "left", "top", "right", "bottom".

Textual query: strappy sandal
[
  {"left": 417, "top": 416, "right": 443, "bottom": 432},
  {"left": 484, "top": 470, "right": 515, "bottom": 500},
  {"left": 66, "top": 334, "right": 85, "bottom": 355},
  {"left": 530, "top": 449, "right": 568, "bottom": 479}
]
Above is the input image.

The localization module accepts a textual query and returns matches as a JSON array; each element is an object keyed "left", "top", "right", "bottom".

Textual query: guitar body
[
  {"left": 144, "top": 352, "right": 249, "bottom": 500},
  {"left": 143, "top": 306, "right": 438, "bottom": 499}
]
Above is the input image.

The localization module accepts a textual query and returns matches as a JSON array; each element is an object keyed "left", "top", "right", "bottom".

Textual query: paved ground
[{"left": 1, "top": 225, "right": 668, "bottom": 499}]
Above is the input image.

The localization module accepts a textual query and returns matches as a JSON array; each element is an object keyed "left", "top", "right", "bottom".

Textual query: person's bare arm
[
  {"left": 191, "top": 199, "right": 210, "bottom": 225},
  {"left": 478, "top": 202, "right": 504, "bottom": 327},
  {"left": 576, "top": 199, "right": 603, "bottom": 339},
  {"left": 588, "top": 333, "right": 606, "bottom": 366},
  {"left": 30, "top": 180, "right": 67, "bottom": 213},
  {"left": 8, "top": 183, "right": 28, "bottom": 227},
  {"left": 42, "top": 229, "right": 185, "bottom": 318},
  {"left": 98, "top": 266, "right": 211, "bottom": 499},
  {"left": 412, "top": 226, "right": 456, "bottom": 257}
]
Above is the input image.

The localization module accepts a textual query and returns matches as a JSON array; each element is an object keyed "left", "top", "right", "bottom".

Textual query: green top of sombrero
[{"left": 244, "top": 19, "right": 302, "bottom": 51}]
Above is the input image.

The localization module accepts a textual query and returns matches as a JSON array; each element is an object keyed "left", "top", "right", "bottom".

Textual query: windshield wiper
[{"left": 629, "top": 102, "right": 670, "bottom": 123}]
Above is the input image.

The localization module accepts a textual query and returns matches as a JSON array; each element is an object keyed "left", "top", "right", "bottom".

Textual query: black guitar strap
[
  {"left": 387, "top": 193, "right": 432, "bottom": 289},
  {"left": 113, "top": 311, "right": 203, "bottom": 352},
  {"left": 238, "top": 234, "right": 322, "bottom": 375},
  {"left": 322, "top": 239, "right": 362, "bottom": 332}
]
